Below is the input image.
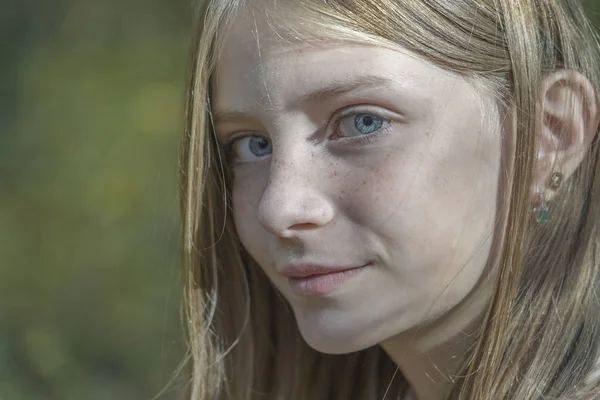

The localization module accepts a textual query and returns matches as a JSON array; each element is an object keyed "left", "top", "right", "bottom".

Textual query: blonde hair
[{"left": 179, "top": 0, "right": 600, "bottom": 398}]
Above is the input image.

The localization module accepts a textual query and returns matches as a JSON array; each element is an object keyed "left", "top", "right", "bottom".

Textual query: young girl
[{"left": 179, "top": 0, "right": 600, "bottom": 398}]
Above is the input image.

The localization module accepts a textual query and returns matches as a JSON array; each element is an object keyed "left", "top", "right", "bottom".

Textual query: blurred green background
[
  {"left": 1, "top": 0, "right": 188, "bottom": 399},
  {"left": 2, "top": 1, "right": 600, "bottom": 400}
]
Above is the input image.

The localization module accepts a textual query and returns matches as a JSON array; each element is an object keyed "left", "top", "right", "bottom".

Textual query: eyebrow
[
  {"left": 212, "top": 75, "right": 393, "bottom": 125},
  {"left": 296, "top": 75, "right": 392, "bottom": 105}
]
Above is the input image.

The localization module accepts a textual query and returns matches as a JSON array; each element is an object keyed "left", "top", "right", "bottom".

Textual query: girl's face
[{"left": 212, "top": 10, "right": 504, "bottom": 354}]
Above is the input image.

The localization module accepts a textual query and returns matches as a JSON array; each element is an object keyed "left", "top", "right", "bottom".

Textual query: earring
[
  {"left": 533, "top": 171, "right": 563, "bottom": 224},
  {"left": 549, "top": 171, "right": 563, "bottom": 190},
  {"left": 534, "top": 189, "right": 549, "bottom": 224}
]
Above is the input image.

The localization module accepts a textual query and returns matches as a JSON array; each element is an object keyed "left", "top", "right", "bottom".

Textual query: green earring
[{"left": 534, "top": 190, "right": 549, "bottom": 224}]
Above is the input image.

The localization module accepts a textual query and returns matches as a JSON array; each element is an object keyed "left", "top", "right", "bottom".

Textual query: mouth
[{"left": 282, "top": 263, "right": 369, "bottom": 296}]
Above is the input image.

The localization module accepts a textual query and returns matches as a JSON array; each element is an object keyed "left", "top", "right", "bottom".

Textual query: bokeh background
[
  {"left": 2, "top": 0, "right": 188, "bottom": 399},
  {"left": 3, "top": 1, "right": 600, "bottom": 400}
]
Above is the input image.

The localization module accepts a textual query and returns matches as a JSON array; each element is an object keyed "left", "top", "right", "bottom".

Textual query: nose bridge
[
  {"left": 270, "top": 142, "right": 316, "bottom": 185},
  {"left": 263, "top": 142, "right": 320, "bottom": 208},
  {"left": 265, "top": 120, "right": 320, "bottom": 191},
  {"left": 257, "top": 142, "right": 334, "bottom": 236}
]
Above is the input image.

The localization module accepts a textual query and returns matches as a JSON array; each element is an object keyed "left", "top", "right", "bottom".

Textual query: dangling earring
[
  {"left": 533, "top": 171, "right": 563, "bottom": 224},
  {"left": 534, "top": 189, "right": 549, "bottom": 224}
]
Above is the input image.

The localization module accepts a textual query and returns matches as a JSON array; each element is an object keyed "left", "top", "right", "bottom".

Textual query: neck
[{"left": 381, "top": 283, "right": 491, "bottom": 400}]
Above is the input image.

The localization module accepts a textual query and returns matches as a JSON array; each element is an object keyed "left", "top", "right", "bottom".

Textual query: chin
[
  {"left": 301, "top": 333, "right": 370, "bottom": 355},
  {"left": 295, "top": 315, "right": 382, "bottom": 355}
]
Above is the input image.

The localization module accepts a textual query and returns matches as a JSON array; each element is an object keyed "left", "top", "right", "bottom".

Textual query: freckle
[{"left": 362, "top": 180, "right": 367, "bottom": 185}]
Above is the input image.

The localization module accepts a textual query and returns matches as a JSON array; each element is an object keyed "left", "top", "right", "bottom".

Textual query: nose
[{"left": 257, "top": 156, "right": 335, "bottom": 238}]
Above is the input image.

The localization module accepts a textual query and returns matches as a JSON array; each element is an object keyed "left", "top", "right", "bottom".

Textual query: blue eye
[
  {"left": 248, "top": 136, "right": 271, "bottom": 156},
  {"left": 229, "top": 135, "right": 272, "bottom": 162},
  {"left": 338, "top": 113, "right": 387, "bottom": 138},
  {"left": 354, "top": 114, "right": 384, "bottom": 134}
]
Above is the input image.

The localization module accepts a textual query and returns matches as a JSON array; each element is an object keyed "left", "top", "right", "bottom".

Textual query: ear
[{"left": 534, "top": 70, "right": 599, "bottom": 200}]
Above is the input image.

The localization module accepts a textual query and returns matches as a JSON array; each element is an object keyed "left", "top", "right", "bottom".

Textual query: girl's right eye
[{"left": 227, "top": 135, "right": 272, "bottom": 162}]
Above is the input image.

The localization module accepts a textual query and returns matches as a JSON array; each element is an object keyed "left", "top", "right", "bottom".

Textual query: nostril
[{"left": 278, "top": 222, "right": 322, "bottom": 239}]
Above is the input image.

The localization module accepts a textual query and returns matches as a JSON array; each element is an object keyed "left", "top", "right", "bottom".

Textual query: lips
[
  {"left": 281, "top": 263, "right": 369, "bottom": 295},
  {"left": 280, "top": 263, "right": 366, "bottom": 278}
]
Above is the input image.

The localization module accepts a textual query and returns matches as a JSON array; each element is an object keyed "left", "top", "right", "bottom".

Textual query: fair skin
[{"left": 210, "top": 7, "right": 597, "bottom": 400}]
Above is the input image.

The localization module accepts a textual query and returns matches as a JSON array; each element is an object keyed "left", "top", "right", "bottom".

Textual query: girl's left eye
[{"left": 335, "top": 112, "right": 389, "bottom": 139}]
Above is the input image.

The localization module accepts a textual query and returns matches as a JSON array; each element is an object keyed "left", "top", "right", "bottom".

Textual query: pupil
[
  {"left": 354, "top": 113, "right": 383, "bottom": 135},
  {"left": 249, "top": 136, "right": 272, "bottom": 157}
]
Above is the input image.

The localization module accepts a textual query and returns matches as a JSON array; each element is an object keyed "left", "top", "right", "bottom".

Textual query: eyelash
[{"left": 221, "top": 106, "right": 395, "bottom": 161}]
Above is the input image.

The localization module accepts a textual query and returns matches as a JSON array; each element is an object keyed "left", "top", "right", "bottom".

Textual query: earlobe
[{"left": 533, "top": 70, "right": 599, "bottom": 201}]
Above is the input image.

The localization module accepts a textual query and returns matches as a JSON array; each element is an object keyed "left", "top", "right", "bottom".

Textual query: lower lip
[{"left": 287, "top": 265, "right": 367, "bottom": 296}]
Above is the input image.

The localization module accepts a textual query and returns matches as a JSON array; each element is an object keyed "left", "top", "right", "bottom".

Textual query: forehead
[{"left": 211, "top": 5, "right": 477, "bottom": 116}]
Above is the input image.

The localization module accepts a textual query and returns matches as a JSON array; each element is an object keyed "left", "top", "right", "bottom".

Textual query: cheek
[
  {"left": 340, "top": 136, "right": 498, "bottom": 229},
  {"left": 231, "top": 167, "right": 268, "bottom": 261},
  {"left": 338, "top": 115, "right": 501, "bottom": 291}
]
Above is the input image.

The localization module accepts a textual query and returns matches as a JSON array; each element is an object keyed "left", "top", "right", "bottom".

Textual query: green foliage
[{"left": 1, "top": 1, "right": 188, "bottom": 399}]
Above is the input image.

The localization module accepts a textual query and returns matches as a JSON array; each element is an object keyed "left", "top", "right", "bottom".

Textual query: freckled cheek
[
  {"left": 331, "top": 153, "right": 418, "bottom": 223},
  {"left": 231, "top": 170, "right": 268, "bottom": 248},
  {"left": 334, "top": 128, "right": 499, "bottom": 242}
]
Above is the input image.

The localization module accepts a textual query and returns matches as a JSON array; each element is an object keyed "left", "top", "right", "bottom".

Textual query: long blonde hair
[{"left": 179, "top": 0, "right": 600, "bottom": 398}]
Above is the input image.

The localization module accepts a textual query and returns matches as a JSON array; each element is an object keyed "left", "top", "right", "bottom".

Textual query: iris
[{"left": 354, "top": 113, "right": 384, "bottom": 135}]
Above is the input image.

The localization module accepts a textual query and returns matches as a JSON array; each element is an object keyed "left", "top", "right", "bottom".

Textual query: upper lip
[{"left": 280, "top": 263, "right": 367, "bottom": 278}]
